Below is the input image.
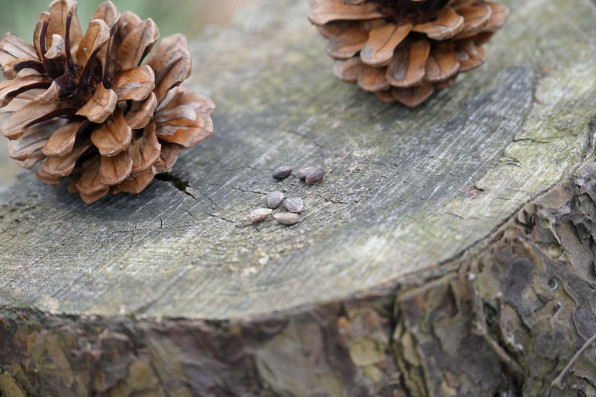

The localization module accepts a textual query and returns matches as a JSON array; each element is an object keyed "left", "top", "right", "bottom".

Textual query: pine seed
[
  {"left": 274, "top": 213, "right": 300, "bottom": 226},
  {"left": 267, "top": 191, "right": 285, "bottom": 209},
  {"left": 244, "top": 208, "right": 272, "bottom": 225},
  {"left": 296, "top": 166, "right": 317, "bottom": 180},
  {"left": 284, "top": 197, "right": 304, "bottom": 213},
  {"left": 273, "top": 166, "right": 293, "bottom": 180},
  {"left": 305, "top": 168, "right": 324, "bottom": 184}
]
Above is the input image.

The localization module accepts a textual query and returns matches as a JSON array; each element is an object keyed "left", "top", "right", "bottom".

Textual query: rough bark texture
[{"left": 0, "top": 0, "right": 595, "bottom": 396}]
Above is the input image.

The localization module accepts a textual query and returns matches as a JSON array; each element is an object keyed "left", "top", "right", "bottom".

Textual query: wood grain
[
  {"left": 0, "top": 0, "right": 593, "bottom": 321},
  {"left": 0, "top": 0, "right": 595, "bottom": 395}
]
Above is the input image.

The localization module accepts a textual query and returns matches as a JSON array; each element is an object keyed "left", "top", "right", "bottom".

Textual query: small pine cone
[
  {"left": 308, "top": 0, "right": 509, "bottom": 107},
  {"left": 0, "top": 0, "right": 215, "bottom": 204}
]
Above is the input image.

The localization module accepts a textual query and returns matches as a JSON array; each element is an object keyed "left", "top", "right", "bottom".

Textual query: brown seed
[
  {"left": 273, "top": 166, "right": 293, "bottom": 180},
  {"left": 284, "top": 197, "right": 304, "bottom": 213},
  {"left": 267, "top": 191, "right": 285, "bottom": 209},
  {"left": 244, "top": 208, "right": 272, "bottom": 225},
  {"left": 305, "top": 168, "right": 324, "bottom": 185},
  {"left": 296, "top": 166, "right": 317, "bottom": 180},
  {"left": 274, "top": 213, "right": 301, "bottom": 226}
]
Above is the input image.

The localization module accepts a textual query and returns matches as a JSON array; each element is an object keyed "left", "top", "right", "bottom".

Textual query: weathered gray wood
[
  {"left": 0, "top": 0, "right": 594, "bottom": 320},
  {"left": 0, "top": 0, "right": 595, "bottom": 396}
]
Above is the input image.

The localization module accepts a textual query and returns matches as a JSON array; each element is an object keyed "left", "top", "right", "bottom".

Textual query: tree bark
[{"left": 0, "top": 0, "right": 595, "bottom": 396}]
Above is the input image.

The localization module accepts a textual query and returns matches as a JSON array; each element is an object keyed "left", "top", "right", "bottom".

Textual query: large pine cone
[
  {"left": 308, "top": 0, "right": 509, "bottom": 107},
  {"left": 0, "top": 0, "right": 215, "bottom": 204}
]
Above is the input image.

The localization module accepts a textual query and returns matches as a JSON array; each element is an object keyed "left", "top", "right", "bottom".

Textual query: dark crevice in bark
[{"left": 386, "top": 150, "right": 596, "bottom": 395}]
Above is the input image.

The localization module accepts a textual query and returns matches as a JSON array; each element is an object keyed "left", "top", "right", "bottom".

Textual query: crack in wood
[{"left": 154, "top": 172, "right": 197, "bottom": 200}]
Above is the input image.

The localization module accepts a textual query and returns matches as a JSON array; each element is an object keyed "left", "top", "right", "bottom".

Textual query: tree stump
[{"left": 1, "top": 0, "right": 595, "bottom": 396}]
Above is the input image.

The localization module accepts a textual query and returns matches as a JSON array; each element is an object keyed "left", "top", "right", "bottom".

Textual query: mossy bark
[{"left": 0, "top": 0, "right": 595, "bottom": 395}]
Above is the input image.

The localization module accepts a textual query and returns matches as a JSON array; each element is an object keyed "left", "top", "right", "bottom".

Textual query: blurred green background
[
  {"left": 0, "top": 0, "right": 255, "bottom": 41},
  {"left": 0, "top": 0, "right": 254, "bottom": 183}
]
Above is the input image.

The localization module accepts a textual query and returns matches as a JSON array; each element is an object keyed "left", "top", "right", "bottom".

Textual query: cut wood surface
[
  {"left": 0, "top": 0, "right": 593, "bottom": 320},
  {"left": 0, "top": 0, "right": 595, "bottom": 396}
]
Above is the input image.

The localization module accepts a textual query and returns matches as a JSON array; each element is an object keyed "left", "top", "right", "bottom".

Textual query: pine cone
[
  {"left": 0, "top": 0, "right": 215, "bottom": 204},
  {"left": 308, "top": 0, "right": 509, "bottom": 107}
]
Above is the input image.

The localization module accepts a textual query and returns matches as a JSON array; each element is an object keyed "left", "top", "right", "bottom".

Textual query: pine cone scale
[
  {"left": 154, "top": 94, "right": 214, "bottom": 148},
  {"left": 7, "top": 119, "right": 60, "bottom": 160},
  {"left": 111, "top": 65, "right": 155, "bottom": 102},
  {"left": 358, "top": 65, "right": 389, "bottom": 91},
  {"left": 189, "top": 94, "right": 216, "bottom": 116},
  {"left": 154, "top": 143, "right": 180, "bottom": 174},
  {"left": 42, "top": 137, "right": 90, "bottom": 177},
  {"left": 457, "top": 5, "right": 492, "bottom": 36},
  {"left": 455, "top": 40, "right": 486, "bottom": 71},
  {"left": 37, "top": 166, "right": 61, "bottom": 185},
  {"left": 391, "top": 82, "right": 434, "bottom": 107},
  {"left": 3, "top": 101, "right": 70, "bottom": 140},
  {"left": 90, "top": 109, "right": 131, "bottom": 157},
  {"left": 75, "top": 156, "right": 105, "bottom": 195},
  {"left": 43, "top": 34, "right": 67, "bottom": 80},
  {"left": 361, "top": 23, "right": 412, "bottom": 66},
  {"left": 76, "top": 84, "right": 117, "bottom": 123},
  {"left": 146, "top": 35, "right": 192, "bottom": 103},
  {"left": 0, "top": 0, "right": 213, "bottom": 204},
  {"left": 128, "top": 123, "right": 161, "bottom": 174},
  {"left": 308, "top": 1, "right": 385, "bottom": 25},
  {"left": 46, "top": 0, "right": 82, "bottom": 55},
  {"left": 125, "top": 93, "right": 157, "bottom": 130},
  {"left": 0, "top": 76, "right": 50, "bottom": 106},
  {"left": 92, "top": 2, "right": 119, "bottom": 29},
  {"left": 99, "top": 150, "right": 132, "bottom": 185},
  {"left": 411, "top": 7, "right": 464, "bottom": 40},
  {"left": 0, "top": 34, "right": 38, "bottom": 65},
  {"left": 483, "top": 2, "right": 508, "bottom": 32},
  {"left": 75, "top": 19, "right": 110, "bottom": 69},
  {"left": 333, "top": 57, "right": 363, "bottom": 82},
  {"left": 386, "top": 39, "right": 430, "bottom": 87},
  {"left": 152, "top": 51, "right": 191, "bottom": 103},
  {"left": 117, "top": 167, "right": 155, "bottom": 195},
  {"left": 114, "top": 19, "right": 158, "bottom": 72},
  {"left": 310, "top": 0, "right": 509, "bottom": 107},
  {"left": 79, "top": 186, "right": 109, "bottom": 204},
  {"left": 3, "top": 59, "right": 45, "bottom": 80},
  {"left": 325, "top": 28, "right": 367, "bottom": 60},
  {"left": 42, "top": 119, "right": 85, "bottom": 157},
  {"left": 425, "top": 42, "right": 459, "bottom": 83}
]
